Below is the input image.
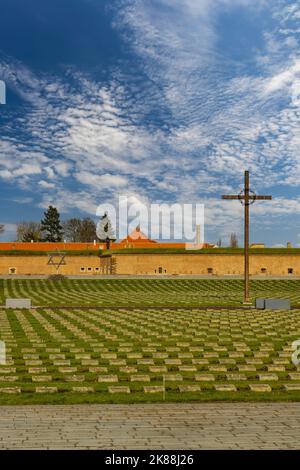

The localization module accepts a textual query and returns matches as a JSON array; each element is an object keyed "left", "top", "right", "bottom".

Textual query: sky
[{"left": 0, "top": 0, "right": 300, "bottom": 245}]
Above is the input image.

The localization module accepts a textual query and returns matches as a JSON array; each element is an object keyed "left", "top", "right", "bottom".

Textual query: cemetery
[
  {"left": 1, "top": 0, "right": 300, "bottom": 450},
  {"left": 0, "top": 278, "right": 300, "bottom": 405},
  {"left": 0, "top": 171, "right": 298, "bottom": 405}
]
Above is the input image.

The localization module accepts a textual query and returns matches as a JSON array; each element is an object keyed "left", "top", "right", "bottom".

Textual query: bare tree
[
  {"left": 217, "top": 238, "right": 222, "bottom": 247},
  {"left": 0, "top": 224, "right": 4, "bottom": 236},
  {"left": 17, "top": 222, "right": 42, "bottom": 242},
  {"left": 63, "top": 218, "right": 97, "bottom": 242},
  {"left": 79, "top": 218, "right": 97, "bottom": 242},
  {"left": 230, "top": 232, "right": 239, "bottom": 248},
  {"left": 62, "top": 218, "right": 81, "bottom": 242}
]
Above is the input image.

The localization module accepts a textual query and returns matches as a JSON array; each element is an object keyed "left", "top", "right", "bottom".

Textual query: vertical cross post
[
  {"left": 222, "top": 171, "right": 272, "bottom": 305},
  {"left": 244, "top": 170, "right": 250, "bottom": 303}
]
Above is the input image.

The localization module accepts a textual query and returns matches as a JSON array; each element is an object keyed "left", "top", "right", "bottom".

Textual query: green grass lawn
[
  {"left": 1, "top": 304, "right": 300, "bottom": 405},
  {"left": 2, "top": 278, "right": 300, "bottom": 307}
]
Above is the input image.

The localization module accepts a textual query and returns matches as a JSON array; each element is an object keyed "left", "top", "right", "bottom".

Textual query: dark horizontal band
[{"left": 222, "top": 195, "right": 272, "bottom": 200}]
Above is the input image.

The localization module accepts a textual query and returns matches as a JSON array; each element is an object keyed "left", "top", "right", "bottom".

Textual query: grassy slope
[
  {"left": 0, "top": 250, "right": 101, "bottom": 256},
  {"left": 0, "top": 247, "right": 300, "bottom": 255},
  {"left": 105, "top": 248, "right": 300, "bottom": 255}
]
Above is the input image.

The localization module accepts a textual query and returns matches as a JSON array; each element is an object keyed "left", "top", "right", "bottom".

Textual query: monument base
[{"left": 242, "top": 301, "right": 253, "bottom": 307}]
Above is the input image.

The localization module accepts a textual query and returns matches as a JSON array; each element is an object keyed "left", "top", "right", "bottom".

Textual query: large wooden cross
[{"left": 222, "top": 171, "right": 272, "bottom": 304}]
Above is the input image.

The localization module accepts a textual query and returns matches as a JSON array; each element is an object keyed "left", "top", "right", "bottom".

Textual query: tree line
[
  {"left": 16, "top": 206, "right": 115, "bottom": 244},
  {"left": 1, "top": 206, "right": 240, "bottom": 247}
]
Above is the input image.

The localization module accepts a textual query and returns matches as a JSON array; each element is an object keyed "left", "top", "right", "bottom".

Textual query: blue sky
[{"left": 0, "top": 0, "right": 300, "bottom": 245}]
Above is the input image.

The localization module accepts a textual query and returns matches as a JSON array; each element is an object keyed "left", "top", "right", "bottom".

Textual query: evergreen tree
[
  {"left": 96, "top": 212, "right": 115, "bottom": 249},
  {"left": 41, "top": 206, "right": 63, "bottom": 242}
]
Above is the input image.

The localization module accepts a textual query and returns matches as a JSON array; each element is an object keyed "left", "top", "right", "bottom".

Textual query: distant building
[
  {"left": 117, "top": 225, "right": 157, "bottom": 249},
  {"left": 113, "top": 226, "right": 215, "bottom": 250},
  {"left": 250, "top": 243, "right": 265, "bottom": 249},
  {"left": 0, "top": 228, "right": 217, "bottom": 253}
]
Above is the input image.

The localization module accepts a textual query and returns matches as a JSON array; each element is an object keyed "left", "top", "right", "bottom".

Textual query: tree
[
  {"left": 41, "top": 206, "right": 63, "bottom": 242},
  {"left": 230, "top": 232, "right": 238, "bottom": 248},
  {"left": 17, "top": 221, "right": 42, "bottom": 242},
  {"left": 63, "top": 218, "right": 97, "bottom": 242},
  {"left": 0, "top": 224, "right": 4, "bottom": 236},
  {"left": 62, "top": 218, "right": 81, "bottom": 242},
  {"left": 216, "top": 238, "right": 222, "bottom": 247},
  {"left": 79, "top": 218, "right": 97, "bottom": 242},
  {"left": 96, "top": 212, "right": 115, "bottom": 249}
]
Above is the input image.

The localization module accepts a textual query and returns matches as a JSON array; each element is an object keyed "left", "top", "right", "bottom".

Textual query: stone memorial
[
  {"left": 6, "top": 298, "right": 32, "bottom": 308},
  {"left": 255, "top": 298, "right": 290, "bottom": 310}
]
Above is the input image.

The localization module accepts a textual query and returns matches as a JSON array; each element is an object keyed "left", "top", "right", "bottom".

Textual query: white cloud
[
  {"left": 38, "top": 180, "right": 56, "bottom": 189},
  {"left": 1, "top": 0, "right": 300, "bottom": 244},
  {"left": 76, "top": 172, "right": 128, "bottom": 188},
  {"left": 264, "top": 59, "right": 300, "bottom": 94},
  {"left": 38, "top": 189, "right": 99, "bottom": 215}
]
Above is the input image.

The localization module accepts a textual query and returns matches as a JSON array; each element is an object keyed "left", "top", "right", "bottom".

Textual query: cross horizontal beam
[{"left": 222, "top": 195, "right": 272, "bottom": 200}]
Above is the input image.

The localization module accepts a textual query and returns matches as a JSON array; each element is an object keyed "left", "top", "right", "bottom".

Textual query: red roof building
[{"left": 0, "top": 226, "right": 215, "bottom": 251}]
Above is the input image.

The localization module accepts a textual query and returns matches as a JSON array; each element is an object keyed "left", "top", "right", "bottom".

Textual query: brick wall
[{"left": 0, "top": 253, "right": 299, "bottom": 275}]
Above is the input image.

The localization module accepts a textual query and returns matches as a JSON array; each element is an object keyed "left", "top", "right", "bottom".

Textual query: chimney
[{"left": 196, "top": 225, "right": 201, "bottom": 244}]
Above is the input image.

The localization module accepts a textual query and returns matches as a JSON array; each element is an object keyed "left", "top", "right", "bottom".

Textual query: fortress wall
[
  {"left": 113, "top": 253, "right": 300, "bottom": 276},
  {"left": 0, "top": 253, "right": 299, "bottom": 276},
  {"left": 113, "top": 254, "right": 242, "bottom": 275},
  {"left": 0, "top": 256, "right": 101, "bottom": 275},
  {"left": 249, "top": 255, "right": 300, "bottom": 275}
]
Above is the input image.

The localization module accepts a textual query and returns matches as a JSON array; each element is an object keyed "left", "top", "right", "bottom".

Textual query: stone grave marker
[{"left": 6, "top": 299, "right": 31, "bottom": 308}]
